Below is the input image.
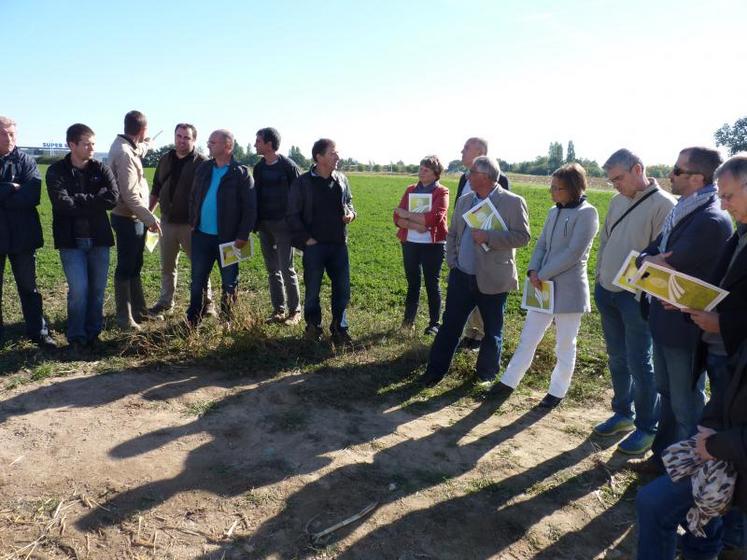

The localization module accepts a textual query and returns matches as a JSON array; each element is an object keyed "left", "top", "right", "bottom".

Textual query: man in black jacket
[
  {"left": 148, "top": 123, "right": 211, "bottom": 316},
  {"left": 187, "top": 129, "right": 256, "bottom": 326},
  {"left": 253, "top": 127, "right": 301, "bottom": 324},
  {"left": 286, "top": 138, "right": 356, "bottom": 344},
  {"left": 0, "top": 116, "right": 56, "bottom": 349},
  {"left": 455, "top": 137, "right": 511, "bottom": 351},
  {"left": 46, "top": 124, "right": 118, "bottom": 350}
]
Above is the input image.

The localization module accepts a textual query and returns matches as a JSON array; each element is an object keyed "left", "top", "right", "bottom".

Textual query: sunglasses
[{"left": 672, "top": 165, "right": 701, "bottom": 177}]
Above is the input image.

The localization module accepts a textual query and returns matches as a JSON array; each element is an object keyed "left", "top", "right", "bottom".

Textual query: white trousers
[{"left": 500, "top": 310, "right": 583, "bottom": 398}]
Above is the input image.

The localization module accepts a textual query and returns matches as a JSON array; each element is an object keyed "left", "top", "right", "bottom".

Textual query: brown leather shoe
[{"left": 627, "top": 455, "right": 664, "bottom": 475}]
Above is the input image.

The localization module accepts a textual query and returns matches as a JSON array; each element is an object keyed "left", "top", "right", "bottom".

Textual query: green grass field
[{"left": 1, "top": 169, "right": 616, "bottom": 405}]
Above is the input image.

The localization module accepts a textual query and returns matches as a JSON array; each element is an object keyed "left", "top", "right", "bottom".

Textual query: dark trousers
[
  {"left": 187, "top": 230, "right": 239, "bottom": 324},
  {"left": 425, "top": 268, "right": 507, "bottom": 382},
  {"left": 0, "top": 251, "right": 47, "bottom": 341},
  {"left": 111, "top": 214, "right": 145, "bottom": 281},
  {"left": 402, "top": 241, "right": 444, "bottom": 327},
  {"left": 302, "top": 242, "right": 350, "bottom": 331}
]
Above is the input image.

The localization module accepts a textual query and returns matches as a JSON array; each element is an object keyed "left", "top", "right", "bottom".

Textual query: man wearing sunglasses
[{"left": 632, "top": 147, "right": 733, "bottom": 474}]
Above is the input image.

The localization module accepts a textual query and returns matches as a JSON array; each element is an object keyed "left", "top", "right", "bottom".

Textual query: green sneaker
[
  {"left": 593, "top": 413, "right": 635, "bottom": 436},
  {"left": 617, "top": 429, "right": 655, "bottom": 455}
]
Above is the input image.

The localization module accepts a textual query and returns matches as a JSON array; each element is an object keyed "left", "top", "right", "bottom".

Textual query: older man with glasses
[
  {"left": 592, "top": 149, "right": 675, "bottom": 455},
  {"left": 420, "top": 156, "right": 530, "bottom": 388}
]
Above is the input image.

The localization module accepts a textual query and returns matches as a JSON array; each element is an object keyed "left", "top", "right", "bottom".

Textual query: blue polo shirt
[{"left": 199, "top": 164, "right": 228, "bottom": 235}]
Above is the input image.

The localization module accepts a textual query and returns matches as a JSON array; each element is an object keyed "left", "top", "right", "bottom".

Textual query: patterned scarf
[
  {"left": 662, "top": 436, "right": 736, "bottom": 537},
  {"left": 658, "top": 185, "right": 717, "bottom": 252}
]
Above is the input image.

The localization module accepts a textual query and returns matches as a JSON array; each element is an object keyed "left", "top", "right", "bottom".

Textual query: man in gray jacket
[
  {"left": 421, "top": 156, "right": 530, "bottom": 387},
  {"left": 592, "top": 149, "right": 675, "bottom": 455}
]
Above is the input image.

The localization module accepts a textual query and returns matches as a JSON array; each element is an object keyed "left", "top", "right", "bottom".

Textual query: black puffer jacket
[
  {"left": 189, "top": 158, "right": 256, "bottom": 242},
  {"left": 0, "top": 148, "right": 43, "bottom": 254},
  {"left": 45, "top": 155, "right": 119, "bottom": 249}
]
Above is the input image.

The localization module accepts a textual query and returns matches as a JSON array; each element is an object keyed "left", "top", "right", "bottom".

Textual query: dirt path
[{"left": 0, "top": 366, "right": 638, "bottom": 559}]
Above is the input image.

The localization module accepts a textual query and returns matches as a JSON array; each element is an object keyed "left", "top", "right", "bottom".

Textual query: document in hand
[
  {"left": 521, "top": 278, "right": 555, "bottom": 314},
  {"left": 145, "top": 230, "right": 159, "bottom": 253},
  {"left": 219, "top": 238, "right": 254, "bottom": 268},
  {"left": 462, "top": 198, "right": 507, "bottom": 251},
  {"left": 630, "top": 262, "right": 729, "bottom": 311},
  {"left": 408, "top": 193, "right": 431, "bottom": 213},
  {"left": 612, "top": 250, "right": 641, "bottom": 294}
]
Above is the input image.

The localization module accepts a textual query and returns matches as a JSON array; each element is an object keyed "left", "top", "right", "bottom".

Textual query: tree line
[{"left": 37, "top": 116, "right": 747, "bottom": 175}]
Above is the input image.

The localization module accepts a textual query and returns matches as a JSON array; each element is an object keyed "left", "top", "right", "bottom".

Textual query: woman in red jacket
[{"left": 393, "top": 156, "right": 449, "bottom": 335}]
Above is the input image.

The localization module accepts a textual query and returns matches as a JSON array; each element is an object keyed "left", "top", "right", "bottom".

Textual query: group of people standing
[
  {"left": 2, "top": 111, "right": 747, "bottom": 558},
  {"left": 396, "top": 137, "right": 599, "bottom": 410},
  {"left": 0, "top": 112, "right": 356, "bottom": 351},
  {"left": 394, "top": 138, "right": 747, "bottom": 559}
]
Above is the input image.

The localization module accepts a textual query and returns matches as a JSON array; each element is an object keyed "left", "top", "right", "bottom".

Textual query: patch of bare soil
[{"left": 0, "top": 366, "right": 638, "bottom": 559}]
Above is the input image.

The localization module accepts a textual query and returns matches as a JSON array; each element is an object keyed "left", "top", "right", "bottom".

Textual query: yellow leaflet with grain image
[
  {"left": 219, "top": 238, "right": 254, "bottom": 268},
  {"left": 461, "top": 198, "right": 507, "bottom": 233},
  {"left": 612, "top": 250, "right": 641, "bottom": 294},
  {"left": 521, "top": 278, "right": 554, "bottom": 314},
  {"left": 631, "top": 262, "right": 729, "bottom": 311},
  {"left": 408, "top": 193, "right": 431, "bottom": 213}
]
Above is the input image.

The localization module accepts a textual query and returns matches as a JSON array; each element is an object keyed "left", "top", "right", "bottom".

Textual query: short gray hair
[
  {"left": 603, "top": 148, "right": 643, "bottom": 172},
  {"left": 715, "top": 153, "right": 747, "bottom": 186},
  {"left": 0, "top": 116, "right": 17, "bottom": 128},
  {"left": 213, "top": 129, "right": 235, "bottom": 148},
  {"left": 472, "top": 155, "right": 500, "bottom": 182},
  {"left": 466, "top": 137, "right": 488, "bottom": 155}
]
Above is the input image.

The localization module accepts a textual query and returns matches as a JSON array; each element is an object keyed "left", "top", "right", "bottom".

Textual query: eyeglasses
[{"left": 672, "top": 165, "right": 701, "bottom": 177}]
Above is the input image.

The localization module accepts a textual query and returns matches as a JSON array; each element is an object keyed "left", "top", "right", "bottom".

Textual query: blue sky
[{"left": 5, "top": 0, "right": 746, "bottom": 167}]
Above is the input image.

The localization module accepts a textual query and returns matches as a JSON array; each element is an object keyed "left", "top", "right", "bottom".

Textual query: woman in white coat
[{"left": 495, "top": 163, "right": 599, "bottom": 408}]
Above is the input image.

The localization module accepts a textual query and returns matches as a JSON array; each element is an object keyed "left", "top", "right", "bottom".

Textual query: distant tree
[
  {"left": 647, "top": 164, "right": 673, "bottom": 178},
  {"left": 566, "top": 140, "right": 576, "bottom": 163},
  {"left": 232, "top": 143, "right": 246, "bottom": 163},
  {"left": 142, "top": 144, "right": 174, "bottom": 167},
  {"left": 243, "top": 144, "right": 261, "bottom": 167},
  {"left": 714, "top": 117, "right": 747, "bottom": 155},
  {"left": 372, "top": 163, "right": 382, "bottom": 173},
  {"left": 288, "top": 145, "right": 310, "bottom": 170},
  {"left": 548, "top": 142, "right": 564, "bottom": 171},
  {"left": 447, "top": 159, "right": 465, "bottom": 173},
  {"left": 497, "top": 158, "right": 511, "bottom": 172},
  {"left": 577, "top": 158, "right": 604, "bottom": 177},
  {"left": 406, "top": 164, "right": 418, "bottom": 174}
]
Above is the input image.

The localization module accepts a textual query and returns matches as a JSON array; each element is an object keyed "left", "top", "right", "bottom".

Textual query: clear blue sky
[{"left": 5, "top": 0, "right": 746, "bottom": 167}]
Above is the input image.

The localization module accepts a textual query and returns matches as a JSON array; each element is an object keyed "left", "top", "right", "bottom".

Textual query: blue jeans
[
  {"left": 302, "top": 242, "right": 350, "bottom": 330},
  {"left": 651, "top": 342, "right": 706, "bottom": 458},
  {"left": 0, "top": 250, "right": 48, "bottom": 341},
  {"left": 187, "top": 230, "right": 239, "bottom": 324},
  {"left": 637, "top": 474, "right": 723, "bottom": 560},
  {"left": 594, "top": 284, "right": 659, "bottom": 433},
  {"left": 258, "top": 220, "right": 300, "bottom": 315},
  {"left": 402, "top": 242, "right": 445, "bottom": 327},
  {"left": 59, "top": 239, "right": 110, "bottom": 343},
  {"left": 425, "top": 268, "right": 507, "bottom": 382},
  {"left": 111, "top": 214, "right": 145, "bottom": 280}
]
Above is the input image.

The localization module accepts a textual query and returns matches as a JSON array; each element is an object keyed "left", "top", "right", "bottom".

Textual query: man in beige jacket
[
  {"left": 108, "top": 110, "right": 161, "bottom": 330},
  {"left": 421, "top": 156, "right": 530, "bottom": 387}
]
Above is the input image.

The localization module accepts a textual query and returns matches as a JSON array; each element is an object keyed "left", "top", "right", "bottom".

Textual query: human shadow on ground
[
  {"left": 195, "top": 395, "right": 561, "bottom": 559},
  {"left": 74, "top": 345, "right": 471, "bottom": 532},
  {"left": 331, "top": 435, "right": 632, "bottom": 560}
]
